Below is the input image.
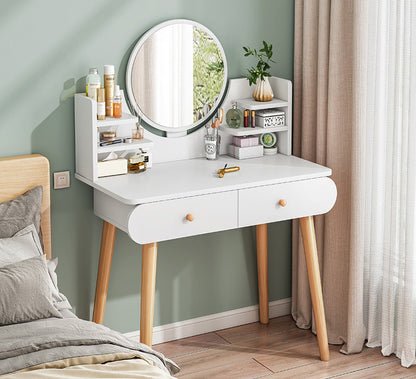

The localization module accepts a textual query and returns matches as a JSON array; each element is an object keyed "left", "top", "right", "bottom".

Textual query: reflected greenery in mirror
[{"left": 193, "top": 28, "right": 224, "bottom": 123}]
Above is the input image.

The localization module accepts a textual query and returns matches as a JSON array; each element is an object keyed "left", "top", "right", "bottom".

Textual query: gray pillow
[
  {"left": 0, "top": 224, "right": 72, "bottom": 311},
  {"left": 0, "top": 255, "right": 62, "bottom": 325},
  {"left": 0, "top": 186, "right": 43, "bottom": 248}
]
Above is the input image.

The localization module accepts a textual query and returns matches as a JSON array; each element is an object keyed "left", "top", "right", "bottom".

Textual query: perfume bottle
[{"left": 226, "top": 104, "right": 243, "bottom": 129}]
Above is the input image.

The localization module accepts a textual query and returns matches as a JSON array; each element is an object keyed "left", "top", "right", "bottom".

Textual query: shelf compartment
[
  {"left": 97, "top": 138, "right": 153, "bottom": 153},
  {"left": 219, "top": 125, "right": 288, "bottom": 136},
  {"left": 236, "top": 97, "right": 288, "bottom": 111},
  {"left": 97, "top": 113, "right": 138, "bottom": 128}
]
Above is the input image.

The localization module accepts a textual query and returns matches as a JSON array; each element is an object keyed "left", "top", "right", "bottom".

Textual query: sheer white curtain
[
  {"left": 293, "top": 0, "right": 416, "bottom": 367},
  {"left": 356, "top": 0, "right": 416, "bottom": 367}
]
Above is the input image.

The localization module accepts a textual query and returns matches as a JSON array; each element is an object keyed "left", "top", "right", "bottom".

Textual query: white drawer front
[
  {"left": 238, "top": 177, "right": 337, "bottom": 227},
  {"left": 128, "top": 191, "right": 238, "bottom": 244}
]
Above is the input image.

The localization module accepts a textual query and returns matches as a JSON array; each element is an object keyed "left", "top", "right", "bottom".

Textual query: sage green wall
[{"left": 0, "top": 0, "right": 294, "bottom": 333}]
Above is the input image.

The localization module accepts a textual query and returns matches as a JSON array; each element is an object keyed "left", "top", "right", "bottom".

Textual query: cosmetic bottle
[
  {"left": 244, "top": 110, "right": 249, "bottom": 127},
  {"left": 97, "top": 88, "right": 106, "bottom": 120},
  {"left": 104, "top": 65, "right": 115, "bottom": 116},
  {"left": 128, "top": 155, "right": 146, "bottom": 173},
  {"left": 113, "top": 85, "right": 122, "bottom": 118},
  {"left": 251, "top": 110, "right": 256, "bottom": 127},
  {"left": 225, "top": 104, "right": 243, "bottom": 129},
  {"left": 86, "top": 68, "right": 101, "bottom": 101}
]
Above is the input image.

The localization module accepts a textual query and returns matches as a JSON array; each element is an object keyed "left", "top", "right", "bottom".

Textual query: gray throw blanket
[{"left": 0, "top": 317, "right": 179, "bottom": 376}]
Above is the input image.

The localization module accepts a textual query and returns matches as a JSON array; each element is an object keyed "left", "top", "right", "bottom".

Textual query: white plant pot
[{"left": 252, "top": 77, "right": 274, "bottom": 102}]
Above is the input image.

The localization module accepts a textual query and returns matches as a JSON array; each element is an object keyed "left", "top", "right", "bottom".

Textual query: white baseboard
[{"left": 124, "top": 298, "right": 291, "bottom": 345}]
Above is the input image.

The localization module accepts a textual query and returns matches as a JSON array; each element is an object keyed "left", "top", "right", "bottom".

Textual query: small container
[
  {"left": 204, "top": 134, "right": 220, "bottom": 160},
  {"left": 86, "top": 68, "right": 101, "bottom": 101},
  {"left": 113, "top": 85, "right": 122, "bottom": 118},
  {"left": 100, "top": 131, "right": 117, "bottom": 141},
  {"left": 128, "top": 155, "right": 146, "bottom": 173},
  {"left": 232, "top": 135, "right": 259, "bottom": 147},
  {"left": 251, "top": 110, "right": 256, "bottom": 127},
  {"left": 132, "top": 126, "right": 144, "bottom": 140},
  {"left": 227, "top": 144, "right": 263, "bottom": 160},
  {"left": 263, "top": 146, "right": 278, "bottom": 155},
  {"left": 97, "top": 158, "right": 127, "bottom": 177},
  {"left": 255, "top": 108, "right": 285, "bottom": 128},
  {"left": 97, "top": 88, "right": 106, "bottom": 120},
  {"left": 244, "top": 109, "right": 249, "bottom": 127},
  {"left": 123, "top": 137, "right": 132, "bottom": 144},
  {"left": 260, "top": 132, "right": 277, "bottom": 148}
]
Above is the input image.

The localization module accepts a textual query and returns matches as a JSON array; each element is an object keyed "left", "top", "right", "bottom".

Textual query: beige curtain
[{"left": 292, "top": 0, "right": 366, "bottom": 353}]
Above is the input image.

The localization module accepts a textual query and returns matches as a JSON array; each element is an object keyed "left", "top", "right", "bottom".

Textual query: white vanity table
[{"left": 74, "top": 19, "right": 337, "bottom": 362}]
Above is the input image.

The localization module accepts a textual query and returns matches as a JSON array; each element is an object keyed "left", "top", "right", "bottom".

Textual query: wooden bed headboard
[{"left": 0, "top": 154, "right": 52, "bottom": 259}]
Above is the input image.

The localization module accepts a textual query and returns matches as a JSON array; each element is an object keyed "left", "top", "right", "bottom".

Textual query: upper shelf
[
  {"left": 219, "top": 124, "right": 288, "bottom": 136},
  {"left": 236, "top": 97, "right": 289, "bottom": 111},
  {"left": 97, "top": 138, "right": 153, "bottom": 154},
  {"left": 97, "top": 113, "right": 138, "bottom": 128}
]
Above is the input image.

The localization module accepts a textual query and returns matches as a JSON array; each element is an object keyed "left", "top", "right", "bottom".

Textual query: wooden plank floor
[{"left": 154, "top": 315, "right": 416, "bottom": 378}]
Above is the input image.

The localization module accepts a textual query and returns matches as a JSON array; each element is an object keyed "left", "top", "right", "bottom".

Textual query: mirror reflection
[{"left": 127, "top": 20, "right": 227, "bottom": 134}]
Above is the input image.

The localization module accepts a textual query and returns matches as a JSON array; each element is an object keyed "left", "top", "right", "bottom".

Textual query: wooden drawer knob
[
  {"left": 186, "top": 214, "right": 194, "bottom": 222},
  {"left": 278, "top": 199, "right": 287, "bottom": 207}
]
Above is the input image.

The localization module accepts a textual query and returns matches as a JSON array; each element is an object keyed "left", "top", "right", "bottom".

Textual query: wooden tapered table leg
[
  {"left": 256, "top": 224, "right": 269, "bottom": 324},
  {"left": 93, "top": 221, "right": 116, "bottom": 324},
  {"left": 299, "top": 216, "right": 330, "bottom": 361},
  {"left": 140, "top": 242, "right": 158, "bottom": 347}
]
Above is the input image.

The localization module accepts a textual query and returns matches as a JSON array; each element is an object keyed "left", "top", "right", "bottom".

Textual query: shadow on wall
[
  {"left": 60, "top": 78, "right": 85, "bottom": 103},
  {"left": 0, "top": 1, "right": 26, "bottom": 27},
  {"left": 30, "top": 94, "right": 100, "bottom": 320}
]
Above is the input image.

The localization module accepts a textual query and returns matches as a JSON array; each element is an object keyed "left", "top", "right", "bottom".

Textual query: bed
[{"left": 0, "top": 154, "right": 179, "bottom": 378}]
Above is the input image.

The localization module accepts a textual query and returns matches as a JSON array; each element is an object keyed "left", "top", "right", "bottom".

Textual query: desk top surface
[{"left": 77, "top": 154, "right": 332, "bottom": 205}]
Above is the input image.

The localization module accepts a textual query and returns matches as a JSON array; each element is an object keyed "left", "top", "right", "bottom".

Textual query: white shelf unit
[
  {"left": 218, "top": 77, "right": 292, "bottom": 156},
  {"left": 75, "top": 92, "right": 153, "bottom": 182}
]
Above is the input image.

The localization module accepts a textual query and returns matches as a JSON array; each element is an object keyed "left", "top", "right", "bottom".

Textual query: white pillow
[
  {"left": 0, "top": 224, "right": 43, "bottom": 266},
  {"left": 0, "top": 224, "right": 72, "bottom": 311}
]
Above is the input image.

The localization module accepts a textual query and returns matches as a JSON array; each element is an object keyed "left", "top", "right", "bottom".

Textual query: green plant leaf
[{"left": 242, "top": 40, "right": 275, "bottom": 83}]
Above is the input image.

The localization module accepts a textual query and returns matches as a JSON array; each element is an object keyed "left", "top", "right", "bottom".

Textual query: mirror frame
[{"left": 126, "top": 19, "right": 228, "bottom": 135}]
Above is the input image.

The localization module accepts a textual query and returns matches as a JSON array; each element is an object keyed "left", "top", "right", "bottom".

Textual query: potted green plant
[{"left": 243, "top": 41, "right": 275, "bottom": 102}]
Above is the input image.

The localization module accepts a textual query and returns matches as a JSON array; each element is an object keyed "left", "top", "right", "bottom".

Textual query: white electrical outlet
[{"left": 54, "top": 171, "right": 70, "bottom": 189}]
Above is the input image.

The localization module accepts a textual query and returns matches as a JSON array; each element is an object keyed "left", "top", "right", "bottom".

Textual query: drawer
[
  {"left": 128, "top": 191, "right": 238, "bottom": 244},
  {"left": 238, "top": 177, "right": 337, "bottom": 227}
]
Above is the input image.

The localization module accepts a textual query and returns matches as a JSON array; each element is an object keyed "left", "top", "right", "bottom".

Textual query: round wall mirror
[{"left": 126, "top": 19, "right": 227, "bottom": 136}]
